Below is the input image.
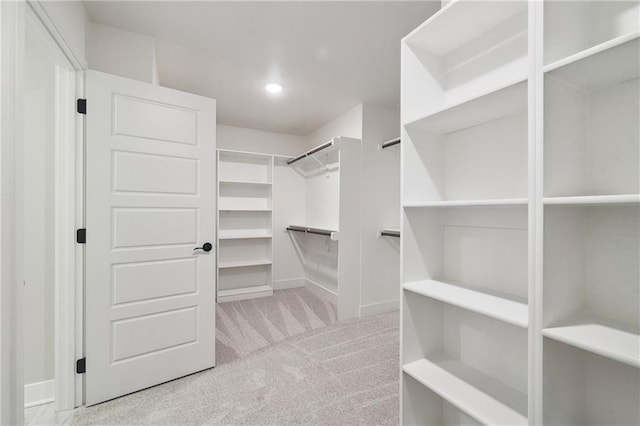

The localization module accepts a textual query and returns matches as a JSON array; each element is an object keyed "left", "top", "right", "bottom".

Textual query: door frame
[
  {"left": 0, "top": 1, "right": 26, "bottom": 422},
  {"left": 25, "top": 0, "right": 87, "bottom": 411},
  {"left": 2, "top": 0, "right": 86, "bottom": 421}
]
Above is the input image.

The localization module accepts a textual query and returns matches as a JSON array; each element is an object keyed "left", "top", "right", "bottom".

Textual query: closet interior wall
[
  {"left": 361, "top": 105, "right": 402, "bottom": 316},
  {"left": 400, "top": 1, "right": 639, "bottom": 425}
]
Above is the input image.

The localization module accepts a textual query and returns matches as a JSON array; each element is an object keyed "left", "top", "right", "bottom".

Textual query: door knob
[{"left": 193, "top": 242, "right": 213, "bottom": 252}]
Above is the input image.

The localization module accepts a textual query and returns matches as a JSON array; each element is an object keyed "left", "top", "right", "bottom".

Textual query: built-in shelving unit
[
  {"left": 401, "top": 2, "right": 530, "bottom": 420},
  {"left": 541, "top": 3, "right": 639, "bottom": 424},
  {"left": 217, "top": 150, "right": 274, "bottom": 302},
  {"left": 401, "top": 0, "right": 640, "bottom": 425},
  {"left": 402, "top": 1, "right": 639, "bottom": 425}
]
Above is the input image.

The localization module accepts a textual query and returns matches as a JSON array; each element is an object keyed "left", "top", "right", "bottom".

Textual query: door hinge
[
  {"left": 76, "top": 228, "right": 86, "bottom": 244},
  {"left": 76, "top": 358, "right": 86, "bottom": 374},
  {"left": 77, "top": 98, "right": 87, "bottom": 115}
]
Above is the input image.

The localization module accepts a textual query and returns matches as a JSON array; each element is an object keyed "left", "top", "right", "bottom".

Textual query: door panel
[
  {"left": 112, "top": 151, "right": 198, "bottom": 195},
  {"left": 85, "top": 70, "right": 216, "bottom": 405}
]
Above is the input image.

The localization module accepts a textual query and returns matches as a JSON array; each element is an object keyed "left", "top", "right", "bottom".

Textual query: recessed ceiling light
[{"left": 265, "top": 83, "right": 283, "bottom": 94}]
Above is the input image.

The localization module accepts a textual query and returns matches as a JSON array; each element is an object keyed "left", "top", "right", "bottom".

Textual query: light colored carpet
[
  {"left": 216, "top": 287, "right": 338, "bottom": 365},
  {"left": 72, "top": 310, "right": 400, "bottom": 425}
]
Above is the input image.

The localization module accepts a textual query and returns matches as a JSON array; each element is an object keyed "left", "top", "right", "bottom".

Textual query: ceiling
[{"left": 83, "top": 1, "right": 440, "bottom": 135}]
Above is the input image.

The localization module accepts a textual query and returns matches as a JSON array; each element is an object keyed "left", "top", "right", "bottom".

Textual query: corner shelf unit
[
  {"left": 216, "top": 150, "right": 274, "bottom": 303},
  {"left": 401, "top": 1, "right": 640, "bottom": 425}
]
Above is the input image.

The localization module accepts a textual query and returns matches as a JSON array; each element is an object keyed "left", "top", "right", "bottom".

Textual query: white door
[{"left": 85, "top": 70, "right": 216, "bottom": 405}]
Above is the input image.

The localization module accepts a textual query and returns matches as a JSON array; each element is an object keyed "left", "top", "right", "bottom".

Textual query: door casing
[{"left": 24, "top": 0, "right": 85, "bottom": 413}]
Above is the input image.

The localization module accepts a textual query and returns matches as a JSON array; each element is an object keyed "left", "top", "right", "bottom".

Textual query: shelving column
[
  {"left": 400, "top": 1, "right": 532, "bottom": 424},
  {"left": 216, "top": 150, "right": 274, "bottom": 302},
  {"left": 540, "top": 1, "right": 640, "bottom": 424}
]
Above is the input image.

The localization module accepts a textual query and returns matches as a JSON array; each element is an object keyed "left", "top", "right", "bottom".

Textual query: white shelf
[
  {"left": 404, "top": 280, "right": 528, "bottom": 329},
  {"left": 218, "top": 149, "right": 272, "bottom": 158},
  {"left": 404, "top": 79, "right": 527, "bottom": 134},
  {"left": 403, "top": 354, "right": 528, "bottom": 426},
  {"left": 219, "top": 179, "right": 272, "bottom": 186},
  {"left": 404, "top": 198, "right": 528, "bottom": 208},
  {"left": 218, "top": 232, "right": 272, "bottom": 240},
  {"left": 543, "top": 316, "right": 640, "bottom": 368},
  {"left": 544, "top": 194, "right": 640, "bottom": 206},
  {"left": 219, "top": 208, "right": 272, "bottom": 212},
  {"left": 544, "top": 30, "right": 639, "bottom": 73},
  {"left": 404, "top": 0, "right": 527, "bottom": 55},
  {"left": 218, "top": 259, "right": 272, "bottom": 269},
  {"left": 545, "top": 36, "right": 639, "bottom": 90},
  {"left": 402, "top": 2, "right": 639, "bottom": 424},
  {"left": 218, "top": 285, "right": 273, "bottom": 303}
]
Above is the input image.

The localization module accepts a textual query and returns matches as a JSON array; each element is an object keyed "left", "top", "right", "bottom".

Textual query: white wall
[
  {"left": 273, "top": 160, "right": 306, "bottom": 288},
  {"left": 360, "top": 105, "right": 401, "bottom": 314},
  {"left": 217, "top": 124, "right": 307, "bottom": 157},
  {"left": 86, "top": 22, "right": 157, "bottom": 84},
  {"left": 306, "top": 104, "right": 363, "bottom": 148}
]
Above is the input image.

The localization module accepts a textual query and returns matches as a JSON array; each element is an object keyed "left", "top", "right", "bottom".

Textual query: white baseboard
[
  {"left": 218, "top": 285, "right": 273, "bottom": 303},
  {"left": 305, "top": 279, "right": 338, "bottom": 305},
  {"left": 24, "top": 379, "right": 55, "bottom": 408},
  {"left": 360, "top": 299, "right": 399, "bottom": 317},
  {"left": 272, "top": 278, "right": 306, "bottom": 290}
]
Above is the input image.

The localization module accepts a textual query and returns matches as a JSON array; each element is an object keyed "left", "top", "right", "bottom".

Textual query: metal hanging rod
[
  {"left": 379, "top": 137, "right": 401, "bottom": 150},
  {"left": 286, "top": 225, "right": 308, "bottom": 233},
  {"left": 307, "top": 227, "right": 334, "bottom": 236},
  {"left": 379, "top": 229, "right": 400, "bottom": 238},
  {"left": 286, "top": 225, "right": 337, "bottom": 238},
  {"left": 287, "top": 140, "right": 334, "bottom": 165}
]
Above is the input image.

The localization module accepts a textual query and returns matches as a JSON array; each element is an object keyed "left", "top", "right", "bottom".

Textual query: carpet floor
[
  {"left": 216, "top": 287, "right": 338, "bottom": 365},
  {"left": 72, "top": 289, "right": 400, "bottom": 425}
]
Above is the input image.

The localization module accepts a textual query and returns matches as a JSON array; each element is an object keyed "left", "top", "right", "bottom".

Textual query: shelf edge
[{"left": 543, "top": 31, "right": 640, "bottom": 74}]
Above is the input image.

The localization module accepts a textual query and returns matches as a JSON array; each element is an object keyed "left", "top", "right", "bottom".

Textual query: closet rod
[
  {"left": 380, "top": 137, "right": 401, "bottom": 149},
  {"left": 307, "top": 227, "right": 334, "bottom": 236},
  {"left": 286, "top": 226, "right": 335, "bottom": 237},
  {"left": 286, "top": 225, "right": 308, "bottom": 233},
  {"left": 286, "top": 140, "right": 334, "bottom": 165},
  {"left": 379, "top": 229, "right": 400, "bottom": 238}
]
